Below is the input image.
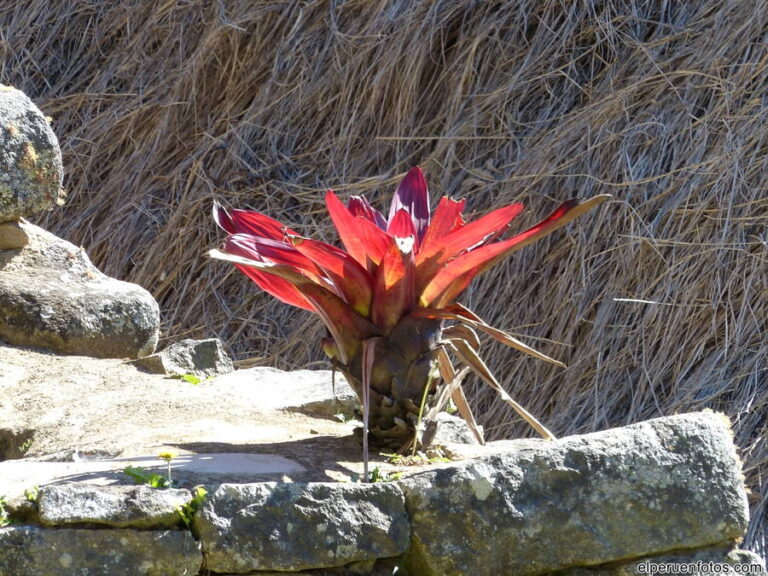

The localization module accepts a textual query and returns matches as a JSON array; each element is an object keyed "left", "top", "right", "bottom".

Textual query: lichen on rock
[{"left": 0, "top": 84, "right": 64, "bottom": 221}]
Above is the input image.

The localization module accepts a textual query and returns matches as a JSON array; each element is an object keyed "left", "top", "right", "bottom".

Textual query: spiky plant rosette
[{"left": 211, "top": 167, "right": 609, "bottom": 456}]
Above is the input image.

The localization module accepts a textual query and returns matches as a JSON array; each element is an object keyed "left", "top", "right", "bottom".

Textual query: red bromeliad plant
[{"left": 211, "top": 167, "right": 609, "bottom": 458}]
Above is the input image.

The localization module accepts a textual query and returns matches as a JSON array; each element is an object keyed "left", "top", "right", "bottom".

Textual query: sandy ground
[{"left": 0, "top": 342, "right": 388, "bottom": 486}]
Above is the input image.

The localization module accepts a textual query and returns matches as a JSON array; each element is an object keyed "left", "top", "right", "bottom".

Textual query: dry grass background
[{"left": 1, "top": 0, "right": 765, "bottom": 552}]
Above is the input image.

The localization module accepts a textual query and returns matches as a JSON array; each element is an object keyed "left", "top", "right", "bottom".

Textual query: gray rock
[
  {"left": 0, "top": 221, "right": 160, "bottom": 358},
  {"left": 420, "top": 412, "right": 482, "bottom": 447},
  {"left": 0, "top": 525, "right": 200, "bottom": 576},
  {"left": 194, "top": 482, "right": 410, "bottom": 573},
  {"left": 0, "top": 85, "right": 64, "bottom": 220},
  {"left": 38, "top": 484, "right": 191, "bottom": 529},
  {"left": 131, "top": 338, "right": 234, "bottom": 378},
  {"left": 551, "top": 545, "right": 767, "bottom": 576},
  {"left": 212, "top": 367, "right": 358, "bottom": 417},
  {"left": 399, "top": 411, "right": 749, "bottom": 576}
]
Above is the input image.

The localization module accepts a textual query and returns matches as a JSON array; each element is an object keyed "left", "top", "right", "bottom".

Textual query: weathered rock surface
[
  {"left": 0, "top": 342, "right": 371, "bottom": 496},
  {"left": 0, "top": 221, "right": 160, "bottom": 358},
  {"left": 399, "top": 411, "right": 749, "bottom": 576},
  {"left": 130, "top": 337, "right": 234, "bottom": 378},
  {"left": 37, "top": 484, "right": 191, "bottom": 529},
  {"left": 0, "top": 525, "right": 199, "bottom": 576},
  {"left": 550, "top": 544, "right": 766, "bottom": 576},
  {"left": 194, "top": 482, "right": 410, "bottom": 573},
  {"left": 213, "top": 366, "right": 358, "bottom": 417},
  {"left": 420, "top": 412, "right": 482, "bottom": 447},
  {"left": 0, "top": 85, "right": 63, "bottom": 221}
]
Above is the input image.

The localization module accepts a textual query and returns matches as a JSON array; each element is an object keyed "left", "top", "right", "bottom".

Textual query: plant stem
[{"left": 412, "top": 371, "right": 435, "bottom": 456}]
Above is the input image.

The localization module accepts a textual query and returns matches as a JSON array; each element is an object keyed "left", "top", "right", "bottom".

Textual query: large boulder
[
  {"left": 0, "top": 85, "right": 63, "bottom": 221},
  {"left": 0, "top": 220, "right": 160, "bottom": 358},
  {"left": 399, "top": 411, "right": 750, "bottom": 576},
  {"left": 194, "top": 482, "right": 410, "bottom": 573}
]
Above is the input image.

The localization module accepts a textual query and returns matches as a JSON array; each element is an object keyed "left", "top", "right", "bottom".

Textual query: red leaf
[
  {"left": 226, "top": 235, "right": 327, "bottom": 286},
  {"left": 210, "top": 248, "right": 378, "bottom": 364},
  {"left": 387, "top": 208, "right": 417, "bottom": 240},
  {"left": 372, "top": 236, "right": 416, "bottom": 334},
  {"left": 234, "top": 264, "right": 315, "bottom": 311},
  {"left": 415, "top": 202, "right": 523, "bottom": 292},
  {"left": 418, "top": 196, "right": 466, "bottom": 254},
  {"left": 420, "top": 195, "right": 611, "bottom": 307},
  {"left": 213, "top": 240, "right": 314, "bottom": 311},
  {"left": 348, "top": 196, "right": 387, "bottom": 229},
  {"left": 289, "top": 235, "right": 374, "bottom": 316},
  {"left": 388, "top": 167, "right": 430, "bottom": 243},
  {"left": 325, "top": 190, "right": 392, "bottom": 270},
  {"left": 213, "top": 202, "right": 295, "bottom": 239}
]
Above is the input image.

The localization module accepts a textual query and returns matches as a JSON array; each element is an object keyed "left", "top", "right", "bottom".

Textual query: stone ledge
[
  {"left": 37, "top": 484, "right": 192, "bottom": 529},
  {"left": 399, "top": 411, "right": 749, "bottom": 576},
  {"left": 194, "top": 482, "right": 410, "bottom": 573},
  {"left": 0, "top": 525, "right": 199, "bottom": 576},
  {"left": 0, "top": 412, "right": 762, "bottom": 576}
]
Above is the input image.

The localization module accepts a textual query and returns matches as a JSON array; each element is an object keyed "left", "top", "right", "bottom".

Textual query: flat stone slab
[
  {"left": 0, "top": 343, "right": 370, "bottom": 486},
  {"left": 0, "top": 453, "right": 305, "bottom": 499},
  {"left": 195, "top": 482, "right": 410, "bottom": 573},
  {"left": 400, "top": 411, "right": 750, "bottom": 576},
  {"left": 0, "top": 525, "right": 200, "bottom": 576},
  {"left": 38, "top": 484, "right": 192, "bottom": 529}
]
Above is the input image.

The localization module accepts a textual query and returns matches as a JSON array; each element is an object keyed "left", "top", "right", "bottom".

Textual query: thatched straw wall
[{"left": 2, "top": 0, "right": 764, "bottom": 551}]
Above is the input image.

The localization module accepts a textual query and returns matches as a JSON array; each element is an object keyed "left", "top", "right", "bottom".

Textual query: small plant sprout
[
  {"left": 24, "top": 486, "right": 39, "bottom": 502},
  {"left": 158, "top": 451, "right": 176, "bottom": 486},
  {"left": 211, "top": 167, "right": 609, "bottom": 480},
  {"left": 124, "top": 466, "right": 168, "bottom": 488},
  {"left": 0, "top": 497, "right": 9, "bottom": 527},
  {"left": 177, "top": 486, "right": 207, "bottom": 528}
]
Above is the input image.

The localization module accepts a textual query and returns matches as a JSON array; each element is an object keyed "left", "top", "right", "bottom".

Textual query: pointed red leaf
[
  {"left": 213, "top": 201, "right": 238, "bottom": 234},
  {"left": 348, "top": 196, "right": 387, "bottom": 230},
  {"left": 419, "top": 201, "right": 524, "bottom": 261},
  {"left": 420, "top": 195, "right": 611, "bottom": 307},
  {"left": 213, "top": 202, "right": 296, "bottom": 239},
  {"left": 388, "top": 167, "right": 430, "bottom": 242},
  {"left": 418, "top": 196, "right": 466, "bottom": 255},
  {"left": 235, "top": 264, "right": 315, "bottom": 311},
  {"left": 372, "top": 236, "right": 416, "bottom": 334},
  {"left": 415, "top": 202, "right": 524, "bottom": 292},
  {"left": 387, "top": 208, "right": 417, "bottom": 240},
  {"left": 289, "top": 235, "right": 374, "bottom": 316},
  {"left": 226, "top": 235, "right": 328, "bottom": 287},
  {"left": 211, "top": 239, "right": 313, "bottom": 310},
  {"left": 325, "top": 190, "right": 392, "bottom": 270},
  {"left": 209, "top": 248, "right": 378, "bottom": 364}
]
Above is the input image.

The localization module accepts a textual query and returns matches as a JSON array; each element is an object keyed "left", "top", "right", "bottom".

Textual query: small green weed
[
  {"left": 382, "top": 448, "right": 451, "bottom": 467},
  {"left": 177, "top": 486, "right": 207, "bottom": 528},
  {"left": 24, "top": 486, "right": 39, "bottom": 502},
  {"left": 350, "top": 467, "right": 402, "bottom": 483},
  {"left": 123, "top": 466, "right": 169, "bottom": 488},
  {"left": 0, "top": 497, "right": 10, "bottom": 527},
  {"left": 18, "top": 438, "right": 33, "bottom": 455},
  {"left": 171, "top": 373, "right": 211, "bottom": 386}
]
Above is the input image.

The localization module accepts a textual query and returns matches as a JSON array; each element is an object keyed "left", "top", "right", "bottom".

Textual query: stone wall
[{"left": 0, "top": 412, "right": 764, "bottom": 576}]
